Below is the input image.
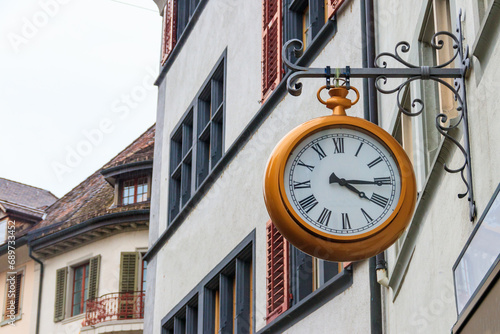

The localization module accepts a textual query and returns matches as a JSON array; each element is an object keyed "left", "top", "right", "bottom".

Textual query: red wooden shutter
[
  {"left": 261, "top": 0, "right": 283, "bottom": 101},
  {"left": 161, "top": 0, "right": 177, "bottom": 64},
  {"left": 326, "top": 0, "right": 345, "bottom": 19},
  {"left": 265, "top": 220, "right": 289, "bottom": 323}
]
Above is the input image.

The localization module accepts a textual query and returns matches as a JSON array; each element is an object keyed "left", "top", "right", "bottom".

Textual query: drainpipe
[
  {"left": 361, "top": 0, "right": 383, "bottom": 333},
  {"left": 28, "top": 242, "right": 43, "bottom": 334}
]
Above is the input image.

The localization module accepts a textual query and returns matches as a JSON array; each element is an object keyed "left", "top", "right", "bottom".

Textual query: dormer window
[{"left": 121, "top": 177, "right": 149, "bottom": 205}]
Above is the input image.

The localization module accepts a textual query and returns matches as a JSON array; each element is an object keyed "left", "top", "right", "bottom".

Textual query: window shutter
[
  {"left": 261, "top": 0, "right": 283, "bottom": 101},
  {"left": 54, "top": 267, "right": 67, "bottom": 322},
  {"left": 265, "top": 220, "right": 289, "bottom": 323},
  {"left": 14, "top": 273, "right": 22, "bottom": 315},
  {"left": 88, "top": 255, "right": 101, "bottom": 300},
  {"left": 5, "top": 272, "right": 23, "bottom": 316},
  {"left": 161, "top": 0, "right": 177, "bottom": 64},
  {"left": 119, "top": 252, "right": 139, "bottom": 293},
  {"left": 326, "top": 0, "right": 345, "bottom": 19}
]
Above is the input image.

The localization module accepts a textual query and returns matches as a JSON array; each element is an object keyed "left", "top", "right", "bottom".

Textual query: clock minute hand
[{"left": 344, "top": 179, "right": 384, "bottom": 186}]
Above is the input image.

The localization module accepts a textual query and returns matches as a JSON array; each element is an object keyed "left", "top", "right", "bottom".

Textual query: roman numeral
[
  {"left": 370, "top": 193, "right": 389, "bottom": 208},
  {"left": 374, "top": 177, "right": 392, "bottom": 185},
  {"left": 317, "top": 208, "right": 332, "bottom": 226},
  {"left": 342, "top": 213, "right": 351, "bottom": 229},
  {"left": 293, "top": 180, "right": 311, "bottom": 189},
  {"left": 299, "top": 195, "right": 318, "bottom": 213},
  {"left": 332, "top": 138, "right": 344, "bottom": 154},
  {"left": 297, "top": 159, "right": 315, "bottom": 171},
  {"left": 367, "top": 156, "right": 383, "bottom": 168},
  {"left": 360, "top": 208, "right": 373, "bottom": 223},
  {"left": 311, "top": 143, "right": 327, "bottom": 160},
  {"left": 355, "top": 143, "right": 363, "bottom": 157}
]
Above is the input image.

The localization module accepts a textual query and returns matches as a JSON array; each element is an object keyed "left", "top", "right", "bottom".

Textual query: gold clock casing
[{"left": 263, "top": 115, "right": 417, "bottom": 262}]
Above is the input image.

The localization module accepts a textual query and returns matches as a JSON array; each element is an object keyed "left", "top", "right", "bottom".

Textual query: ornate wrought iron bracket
[{"left": 283, "top": 11, "right": 476, "bottom": 221}]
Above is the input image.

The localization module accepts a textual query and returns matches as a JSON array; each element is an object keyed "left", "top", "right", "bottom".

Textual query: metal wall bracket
[{"left": 283, "top": 10, "right": 476, "bottom": 221}]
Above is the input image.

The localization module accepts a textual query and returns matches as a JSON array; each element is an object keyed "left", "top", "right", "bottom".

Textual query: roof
[
  {"left": 0, "top": 178, "right": 57, "bottom": 210},
  {"left": 33, "top": 125, "right": 155, "bottom": 238},
  {"left": 103, "top": 125, "right": 155, "bottom": 170}
]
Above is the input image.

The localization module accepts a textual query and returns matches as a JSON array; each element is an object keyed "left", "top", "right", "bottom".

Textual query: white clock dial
[{"left": 284, "top": 127, "right": 402, "bottom": 236}]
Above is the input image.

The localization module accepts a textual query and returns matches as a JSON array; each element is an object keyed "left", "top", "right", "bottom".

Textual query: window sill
[
  {"left": 0, "top": 314, "right": 21, "bottom": 327},
  {"left": 61, "top": 313, "right": 85, "bottom": 324},
  {"left": 257, "top": 267, "right": 353, "bottom": 334}
]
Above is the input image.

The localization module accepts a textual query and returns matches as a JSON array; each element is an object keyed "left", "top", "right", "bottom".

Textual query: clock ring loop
[{"left": 317, "top": 85, "right": 360, "bottom": 114}]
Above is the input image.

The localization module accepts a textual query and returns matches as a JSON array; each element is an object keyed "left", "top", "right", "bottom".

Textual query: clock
[{"left": 263, "top": 86, "right": 417, "bottom": 262}]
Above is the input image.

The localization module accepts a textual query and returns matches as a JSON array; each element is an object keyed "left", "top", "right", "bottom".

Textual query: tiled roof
[
  {"left": 33, "top": 125, "right": 155, "bottom": 238},
  {"left": 0, "top": 178, "right": 57, "bottom": 210},
  {"left": 103, "top": 125, "right": 155, "bottom": 170}
]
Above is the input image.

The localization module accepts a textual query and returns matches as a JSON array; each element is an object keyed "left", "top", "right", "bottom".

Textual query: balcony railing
[{"left": 83, "top": 291, "right": 145, "bottom": 327}]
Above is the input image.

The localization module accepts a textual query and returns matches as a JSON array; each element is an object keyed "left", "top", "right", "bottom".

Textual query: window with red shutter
[
  {"left": 265, "top": 220, "right": 289, "bottom": 323},
  {"left": 266, "top": 220, "right": 347, "bottom": 323},
  {"left": 262, "top": 0, "right": 283, "bottom": 101},
  {"left": 161, "top": 0, "right": 177, "bottom": 64}
]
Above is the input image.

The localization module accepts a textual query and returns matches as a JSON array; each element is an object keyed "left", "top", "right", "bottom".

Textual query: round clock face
[{"left": 284, "top": 127, "right": 402, "bottom": 236}]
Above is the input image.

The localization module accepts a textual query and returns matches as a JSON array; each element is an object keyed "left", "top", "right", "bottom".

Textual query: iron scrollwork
[{"left": 282, "top": 10, "right": 476, "bottom": 221}]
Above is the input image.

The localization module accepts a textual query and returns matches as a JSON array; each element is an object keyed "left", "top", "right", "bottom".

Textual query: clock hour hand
[{"left": 329, "top": 172, "right": 368, "bottom": 199}]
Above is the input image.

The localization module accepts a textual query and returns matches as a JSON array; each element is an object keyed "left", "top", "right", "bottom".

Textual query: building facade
[
  {"left": 1, "top": 125, "right": 155, "bottom": 334},
  {"left": 144, "top": 0, "right": 500, "bottom": 333},
  {"left": 0, "top": 178, "right": 57, "bottom": 334}
]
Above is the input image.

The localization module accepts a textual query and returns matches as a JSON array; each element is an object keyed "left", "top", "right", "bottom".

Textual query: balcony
[{"left": 81, "top": 291, "right": 145, "bottom": 333}]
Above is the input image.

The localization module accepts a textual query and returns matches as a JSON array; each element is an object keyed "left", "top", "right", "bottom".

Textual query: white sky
[{"left": 0, "top": 0, "right": 162, "bottom": 198}]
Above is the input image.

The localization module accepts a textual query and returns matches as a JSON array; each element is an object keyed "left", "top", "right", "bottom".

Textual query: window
[
  {"left": 169, "top": 57, "right": 225, "bottom": 223},
  {"left": 161, "top": 0, "right": 177, "bottom": 64},
  {"left": 0, "top": 218, "right": 6, "bottom": 244},
  {"left": 54, "top": 256, "right": 100, "bottom": 322},
  {"left": 265, "top": 220, "right": 345, "bottom": 323},
  {"left": 162, "top": 235, "right": 254, "bottom": 334},
  {"left": 3, "top": 271, "right": 23, "bottom": 321},
  {"left": 203, "top": 255, "right": 252, "bottom": 334},
  {"left": 161, "top": 0, "right": 201, "bottom": 64},
  {"left": 71, "top": 263, "right": 89, "bottom": 316},
  {"left": 141, "top": 256, "right": 147, "bottom": 293},
  {"left": 163, "top": 296, "right": 198, "bottom": 334},
  {"left": 262, "top": 0, "right": 341, "bottom": 100},
  {"left": 285, "top": 0, "right": 326, "bottom": 49},
  {"left": 121, "top": 176, "right": 149, "bottom": 205}
]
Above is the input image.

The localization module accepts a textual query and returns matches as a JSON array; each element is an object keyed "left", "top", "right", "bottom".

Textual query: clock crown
[{"left": 317, "top": 85, "right": 360, "bottom": 116}]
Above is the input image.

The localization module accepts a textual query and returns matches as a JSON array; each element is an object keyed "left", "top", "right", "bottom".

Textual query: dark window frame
[
  {"left": 71, "top": 262, "right": 90, "bottom": 317},
  {"left": 161, "top": 231, "right": 255, "bottom": 334},
  {"left": 168, "top": 51, "right": 226, "bottom": 224},
  {"left": 121, "top": 176, "right": 149, "bottom": 205},
  {"left": 289, "top": 245, "right": 340, "bottom": 306},
  {"left": 176, "top": 0, "right": 201, "bottom": 41},
  {"left": 284, "top": 0, "right": 326, "bottom": 53}
]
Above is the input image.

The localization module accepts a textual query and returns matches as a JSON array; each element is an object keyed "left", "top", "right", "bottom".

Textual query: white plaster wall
[
  {"left": 284, "top": 260, "right": 371, "bottom": 334},
  {"left": 150, "top": 1, "right": 374, "bottom": 334},
  {"left": 38, "top": 230, "right": 148, "bottom": 334}
]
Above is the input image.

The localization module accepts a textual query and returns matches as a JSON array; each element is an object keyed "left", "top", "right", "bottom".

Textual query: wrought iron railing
[{"left": 83, "top": 291, "right": 145, "bottom": 327}]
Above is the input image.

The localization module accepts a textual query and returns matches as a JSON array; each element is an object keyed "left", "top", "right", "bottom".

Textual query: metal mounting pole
[{"left": 282, "top": 10, "right": 476, "bottom": 221}]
